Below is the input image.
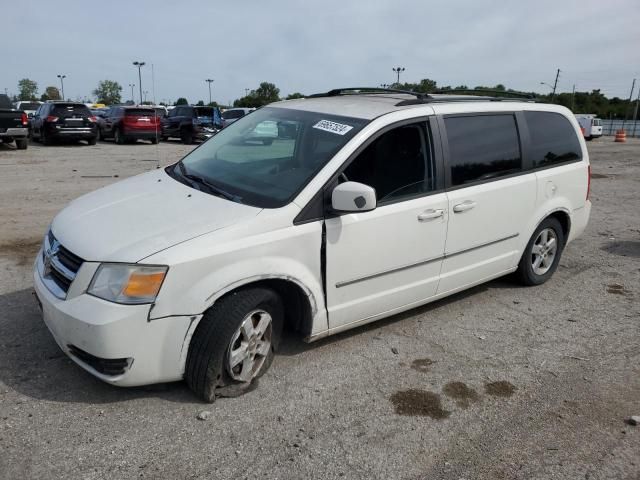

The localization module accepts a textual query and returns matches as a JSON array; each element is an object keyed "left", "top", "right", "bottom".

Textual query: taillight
[
  {"left": 21, "top": 113, "right": 28, "bottom": 126},
  {"left": 88, "top": 116, "right": 97, "bottom": 122},
  {"left": 46, "top": 115, "right": 59, "bottom": 122},
  {"left": 586, "top": 165, "right": 591, "bottom": 201}
]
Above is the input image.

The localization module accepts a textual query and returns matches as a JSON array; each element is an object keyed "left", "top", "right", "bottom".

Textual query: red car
[{"left": 97, "top": 106, "right": 161, "bottom": 144}]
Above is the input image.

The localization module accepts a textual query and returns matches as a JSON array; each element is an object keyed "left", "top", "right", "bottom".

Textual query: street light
[
  {"left": 57, "top": 74, "right": 66, "bottom": 100},
  {"left": 205, "top": 79, "right": 214, "bottom": 105},
  {"left": 143, "top": 90, "right": 149, "bottom": 103},
  {"left": 392, "top": 67, "right": 405, "bottom": 85},
  {"left": 128, "top": 84, "right": 135, "bottom": 103},
  {"left": 540, "top": 81, "right": 554, "bottom": 91},
  {"left": 132, "top": 61, "right": 146, "bottom": 105}
]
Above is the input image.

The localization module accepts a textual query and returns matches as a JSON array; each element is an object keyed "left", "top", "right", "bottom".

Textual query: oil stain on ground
[
  {"left": 410, "top": 358, "right": 435, "bottom": 373},
  {"left": 485, "top": 381, "right": 516, "bottom": 397},
  {"left": 590, "top": 173, "right": 609, "bottom": 179},
  {"left": 0, "top": 238, "right": 42, "bottom": 266},
  {"left": 606, "top": 283, "right": 631, "bottom": 295},
  {"left": 390, "top": 389, "right": 450, "bottom": 419},
  {"left": 442, "top": 381, "right": 480, "bottom": 408}
]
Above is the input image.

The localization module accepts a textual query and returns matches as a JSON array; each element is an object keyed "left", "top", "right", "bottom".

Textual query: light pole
[
  {"left": 380, "top": 83, "right": 390, "bottom": 88},
  {"left": 133, "top": 61, "right": 145, "bottom": 105},
  {"left": 57, "top": 74, "right": 66, "bottom": 100},
  {"left": 392, "top": 67, "right": 405, "bottom": 85},
  {"left": 244, "top": 88, "right": 250, "bottom": 96},
  {"left": 205, "top": 79, "right": 214, "bottom": 105},
  {"left": 128, "top": 84, "right": 135, "bottom": 103},
  {"left": 143, "top": 90, "right": 149, "bottom": 103}
]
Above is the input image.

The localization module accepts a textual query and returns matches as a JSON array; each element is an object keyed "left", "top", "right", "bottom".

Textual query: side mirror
[
  {"left": 331, "top": 181, "right": 376, "bottom": 213},
  {"left": 28, "top": 112, "right": 34, "bottom": 118}
]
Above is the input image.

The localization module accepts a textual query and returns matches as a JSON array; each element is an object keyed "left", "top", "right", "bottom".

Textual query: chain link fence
[{"left": 601, "top": 120, "right": 640, "bottom": 137}]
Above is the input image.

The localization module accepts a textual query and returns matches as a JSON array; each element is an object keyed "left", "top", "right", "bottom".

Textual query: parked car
[
  {"left": 97, "top": 106, "right": 161, "bottom": 144},
  {"left": 14, "top": 100, "right": 42, "bottom": 120},
  {"left": 31, "top": 102, "right": 98, "bottom": 145},
  {"left": 575, "top": 114, "right": 603, "bottom": 141},
  {"left": 0, "top": 94, "right": 28, "bottom": 149},
  {"left": 221, "top": 107, "right": 254, "bottom": 128},
  {"left": 161, "top": 105, "right": 222, "bottom": 144},
  {"left": 34, "top": 88, "right": 591, "bottom": 402}
]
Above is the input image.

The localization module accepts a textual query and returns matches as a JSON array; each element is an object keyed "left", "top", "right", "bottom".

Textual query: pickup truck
[
  {"left": 0, "top": 94, "right": 28, "bottom": 149},
  {"left": 161, "top": 105, "right": 222, "bottom": 144}
]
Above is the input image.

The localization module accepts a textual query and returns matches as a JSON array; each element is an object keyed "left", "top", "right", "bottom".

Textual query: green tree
[
  {"left": 93, "top": 80, "right": 122, "bottom": 105},
  {"left": 175, "top": 97, "right": 189, "bottom": 105},
  {"left": 285, "top": 92, "right": 305, "bottom": 100},
  {"left": 43, "top": 86, "right": 61, "bottom": 101},
  {"left": 18, "top": 78, "right": 38, "bottom": 100},
  {"left": 196, "top": 100, "right": 205, "bottom": 106}
]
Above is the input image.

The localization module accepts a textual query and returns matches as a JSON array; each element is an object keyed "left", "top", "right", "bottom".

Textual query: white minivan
[{"left": 33, "top": 89, "right": 591, "bottom": 402}]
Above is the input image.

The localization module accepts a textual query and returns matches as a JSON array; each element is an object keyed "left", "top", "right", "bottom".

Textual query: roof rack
[
  {"left": 432, "top": 88, "right": 537, "bottom": 100},
  {"left": 307, "top": 87, "right": 432, "bottom": 101}
]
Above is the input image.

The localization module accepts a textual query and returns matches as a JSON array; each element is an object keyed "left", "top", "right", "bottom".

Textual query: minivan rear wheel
[
  {"left": 185, "top": 287, "right": 283, "bottom": 402},
  {"left": 516, "top": 217, "right": 564, "bottom": 286}
]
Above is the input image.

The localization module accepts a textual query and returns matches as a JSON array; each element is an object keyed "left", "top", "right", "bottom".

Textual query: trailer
[{"left": 575, "top": 114, "right": 603, "bottom": 141}]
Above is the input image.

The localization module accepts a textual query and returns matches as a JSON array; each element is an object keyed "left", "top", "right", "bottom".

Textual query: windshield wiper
[{"left": 176, "top": 162, "right": 241, "bottom": 202}]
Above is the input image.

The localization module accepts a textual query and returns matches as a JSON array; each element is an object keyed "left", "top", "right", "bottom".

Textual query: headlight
[{"left": 88, "top": 264, "right": 168, "bottom": 304}]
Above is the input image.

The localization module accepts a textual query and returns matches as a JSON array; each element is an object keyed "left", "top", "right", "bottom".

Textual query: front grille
[
  {"left": 41, "top": 230, "right": 84, "bottom": 298},
  {"left": 68, "top": 345, "right": 131, "bottom": 376}
]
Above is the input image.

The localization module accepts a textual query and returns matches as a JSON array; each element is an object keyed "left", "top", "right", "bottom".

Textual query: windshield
[
  {"left": 172, "top": 107, "right": 368, "bottom": 208},
  {"left": 20, "top": 102, "right": 41, "bottom": 110},
  {"left": 194, "top": 107, "right": 214, "bottom": 117},
  {"left": 222, "top": 109, "right": 246, "bottom": 120}
]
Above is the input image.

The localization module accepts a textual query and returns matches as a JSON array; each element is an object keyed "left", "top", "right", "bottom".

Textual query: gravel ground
[{"left": 0, "top": 137, "right": 638, "bottom": 480}]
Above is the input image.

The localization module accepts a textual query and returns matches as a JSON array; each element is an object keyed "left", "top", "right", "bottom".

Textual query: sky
[{"left": 2, "top": 0, "right": 639, "bottom": 105}]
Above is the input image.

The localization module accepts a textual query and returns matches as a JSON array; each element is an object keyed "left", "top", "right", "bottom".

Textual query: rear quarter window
[
  {"left": 525, "top": 111, "right": 582, "bottom": 168},
  {"left": 444, "top": 114, "right": 522, "bottom": 186}
]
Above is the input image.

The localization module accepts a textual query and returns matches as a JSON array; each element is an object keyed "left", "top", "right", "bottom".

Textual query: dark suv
[
  {"left": 161, "top": 105, "right": 222, "bottom": 144},
  {"left": 31, "top": 102, "right": 98, "bottom": 145},
  {"left": 97, "top": 106, "right": 161, "bottom": 144}
]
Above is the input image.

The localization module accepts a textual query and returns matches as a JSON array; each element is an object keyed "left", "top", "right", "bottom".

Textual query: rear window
[
  {"left": 19, "top": 102, "right": 41, "bottom": 110},
  {"left": 52, "top": 104, "right": 91, "bottom": 115},
  {"left": 222, "top": 110, "right": 245, "bottom": 120},
  {"left": 525, "top": 112, "right": 582, "bottom": 168},
  {"left": 194, "top": 107, "right": 213, "bottom": 117},
  {"left": 444, "top": 114, "right": 522, "bottom": 186},
  {"left": 125, "top": 109, "right": 155, "bottom": 116}
]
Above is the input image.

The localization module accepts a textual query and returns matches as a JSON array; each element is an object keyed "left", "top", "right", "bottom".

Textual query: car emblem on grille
[{"left": 43, "top": 239, "right": 60, "bottom": 276}]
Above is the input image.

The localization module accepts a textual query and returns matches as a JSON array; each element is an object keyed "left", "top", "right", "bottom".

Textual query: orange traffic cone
[{"left": 614, "top": 129, "right": 626, "bottom": 143}]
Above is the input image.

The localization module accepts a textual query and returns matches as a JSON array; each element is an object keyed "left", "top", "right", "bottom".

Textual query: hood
[{"left": 51, "top": 168, "right": 262, "bottom": 263}]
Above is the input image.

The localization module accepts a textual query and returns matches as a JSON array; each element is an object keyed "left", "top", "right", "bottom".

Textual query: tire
[
  {"left": 585, "top": 136, "right": 593, "bottom": 141},
  {"left": 515, "top": 217, "right": 565, "bottom": 286},
  {"left": 261, "top": 138, "right": 274, "bottom": 146},
  {"left": 181, "top": 129, "right": 193, "bottom": 145},
  {"left": 15, "top": 138, "right": 28, "bottom": 150},
  {"left": 150, "top": 137, "right": 158, "bottom": 145},
  {"left": 87, "top": 136, "right": 97, "bottom": 146},
  {"left": 97, "top": 127, "right": 103, "bottom": 141},
  {"left": 185, "top": 287, "right": 283, "bottom": 403},
  {"left": 114, "top": 128, "right": 124, "bottom": 145},
  {"left": 161, "top": 136, "right": 168, "bottom": 142},
  {"left": 42, "top": 129, "right": 52, "bottom": 146}
]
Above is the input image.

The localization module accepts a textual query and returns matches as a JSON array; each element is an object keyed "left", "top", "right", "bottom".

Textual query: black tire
[
  {"left": 185, "top": 288, "right": 283, "bottom": 403},
  {"left": 42, "top": 129, "right": 52, "bottom": 146},
  {"left": 15, "top": 138, "right": 28, "bottom": 150},
  {"left": 515, "top": 217, "right": 565, "bottom": 286},
  {"left": 585, "top": 136, "right": 593, "bottom": 141},
  {"left": 87, "top": 136, "right": 97, "bottom": 146},
  {"left": 161, "top": 136, "right": 168, "bottom": 142},
  {"left": 181, "top": 129, "right": 194, "bottom": 145},
  {"left": 114, "top": 128, "right": 124, "bottom": 145},
  {"left": 261, "top": 138, "right": 274, "bottom": 146},
  {"left": 150, "top": 137, "right": 158, "bottom": 145},
  {"left": 97, "top": 127, "right": 103, "bottom": 141}
]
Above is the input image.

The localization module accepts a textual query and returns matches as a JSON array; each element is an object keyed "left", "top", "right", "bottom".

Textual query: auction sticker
[{"left": 313, "top": 119, "right": 354, "bottom": 135}]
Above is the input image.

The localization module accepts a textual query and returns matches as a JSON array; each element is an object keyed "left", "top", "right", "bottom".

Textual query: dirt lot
[{"left": 0, "top": 137, "right": 638, "bottom": 480}]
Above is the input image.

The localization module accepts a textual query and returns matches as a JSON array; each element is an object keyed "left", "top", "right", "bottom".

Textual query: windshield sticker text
[{"left": 313, "top": 120, "right": 354, "bottom": 135}]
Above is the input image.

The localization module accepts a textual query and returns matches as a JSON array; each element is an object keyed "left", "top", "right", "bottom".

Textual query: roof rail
[
  {"left": 307, "top": 87, "right": 432, "bottom": 101},
  {"left": 432, "top": 88, "right": 537, "bottom": 100}
]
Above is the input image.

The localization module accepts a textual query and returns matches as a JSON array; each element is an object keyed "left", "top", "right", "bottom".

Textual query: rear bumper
[
  {"left": 122, "top": 129, "right": 159, "bottom": 140},
  {"left": 0, "top": 127, "right": 28, "bottom": 138}
]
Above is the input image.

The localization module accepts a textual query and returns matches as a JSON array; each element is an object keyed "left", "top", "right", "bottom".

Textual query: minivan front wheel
[
  {"left": 516, "top": 217, "right": 565, "bottom": 286},
  {"left": 185, "top": 287, "right": 283, "bottom": 402}
]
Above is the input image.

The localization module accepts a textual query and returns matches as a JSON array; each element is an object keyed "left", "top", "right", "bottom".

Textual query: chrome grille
[{"left": 41, "top": 230, "right": 84, "bottom": 299}]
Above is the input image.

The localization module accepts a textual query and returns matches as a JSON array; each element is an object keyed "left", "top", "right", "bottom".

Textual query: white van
[
  {"left": 33, "top": 89, "right": 591, "bottom": 401},
  {"left": 575, "top": 114, "right": 603, "bottom": 140}
]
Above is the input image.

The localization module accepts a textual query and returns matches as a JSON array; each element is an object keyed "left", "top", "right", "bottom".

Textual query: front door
[{"left": 325, "top": 121, "right": 448, "bottom": 330}]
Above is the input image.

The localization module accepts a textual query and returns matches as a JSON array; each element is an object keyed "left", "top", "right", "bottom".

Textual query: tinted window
[
  {"left": 52, "top": 103, "right": 91, "bottom": 116},
  {"left": 525, "top": 112, "right": 581, "bottom": 168},
  {"left": 223, "top": 110, "right": 245, "bottom": 120},
  {"left": 125, "top": 108, "right": 155, "bottom": 116},
  {"left": 19, "top": 102, "right": 41, "bottom": 110},
  {"left": 194, "top": 107, "right": 213, "bottom": 117},
  {"left": 445, "top": 115, "right": 521, "bottom": 186},
  {"left": 175, "top": 107, "right": 367, "bottom": 208},
  {"left": 343, "top": 123, "right": 433, "bottom": 203}
]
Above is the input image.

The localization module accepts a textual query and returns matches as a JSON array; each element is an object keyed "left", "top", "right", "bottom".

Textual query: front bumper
[{"left": 33, "top": 251, "right": 200, "bottom": 387}]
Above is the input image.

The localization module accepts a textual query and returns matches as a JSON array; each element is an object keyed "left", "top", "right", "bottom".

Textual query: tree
[
  {"left": 93, "top": 80, "right": 122, "bottom": 105},
  {"left": 42, "top": 86, "right": 61, "bottom": 101},
  {"left": 18, "top": 78, "right": 38, "bottom": 100},
  {"left": 286, "top": 92, "right": 305, "bottom": 100},
  {"left": 233, "top": 82, "right": 280, "bottom": 108},
  {"left": 175, "top": 97, "right": 188, "bottom": 105},
  {"left": 196, "top": 100, "right": 205, "bottom": 106}
]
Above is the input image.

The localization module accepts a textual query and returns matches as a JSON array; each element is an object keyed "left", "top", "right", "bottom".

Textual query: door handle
[
  {"left": 417, "top": 209, "right": 444, "bottom": 221},
  {"left": 453, "top": 200, "right": 477, "bottom": 213}
]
